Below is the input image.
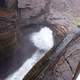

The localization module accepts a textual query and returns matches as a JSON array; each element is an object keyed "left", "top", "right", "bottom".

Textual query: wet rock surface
[
  {"left": 0, "top": 23, "right": 68, "bottom": 80},
  {"left": 33, "top": 28, "right": 80, "bottom": 80},
  {"left": 52, "top": 39, "right": 80, "bottom": 80},
  {"left": 0, "top": 11, "right": 16, "bottom": 61},
  {"left": 17, "top": 0, "right": 80, "bottom": 25},
  {"left": 18, "top": 0, "right": 47, "bottom": 19},
  {"left": 0, "top": 0, "right": 80, "bottom": 80}
]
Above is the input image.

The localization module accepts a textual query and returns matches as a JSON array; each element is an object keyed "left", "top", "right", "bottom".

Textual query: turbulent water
[
  {"left": 76, "top": 73, "right": 80, "bottom": 80},
  {"left": 5, "top": 27, "right": 54, "bottom": 80},
  {"left": 30, "top": 27, "right": 54, "bottom": 50}
]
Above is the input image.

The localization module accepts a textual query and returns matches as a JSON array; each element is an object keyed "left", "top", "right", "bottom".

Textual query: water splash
[
  {"left": 5, "top": 26, "right": 54, "bottom": 80},
  {"left": 76, "top": 73, "right": 80, "bottom": 80},
  {"left": 5, "top": 50, "right": 46, "bottom": 80},
  {"left": 30, "top": 27, "right": 54, "bottom": 51}
]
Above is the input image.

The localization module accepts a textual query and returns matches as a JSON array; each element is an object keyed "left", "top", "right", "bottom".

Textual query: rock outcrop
[{"left": 0, "top": 0, "right": 80, "bottom": 80}]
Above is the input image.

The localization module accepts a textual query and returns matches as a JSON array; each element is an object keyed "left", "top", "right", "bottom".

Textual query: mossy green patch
[{"left": 72, "top": 17, "right": 80, "bottom": 26}]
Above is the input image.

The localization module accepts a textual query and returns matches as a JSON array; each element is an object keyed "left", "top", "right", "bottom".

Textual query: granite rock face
[
  {"left": 33, "top": 27, "right": 80, "bottom": 80},
  {"left": 18, "top": 0, "right": 48, "bottom": 18},
  {"left": 41, "top": 36, "right": 80, "bottom": 80},
  {"left": 0, "top": 0, "right": 80, "bottom": 80},
  {"left": 17, "top": 0, "right": 80, "bottom": 25},
  {"left": 17, "top": 0, "right": 49, "bottom": 25},
  {"left": 17, "top": 0, "right": 80, "bottom": 80}
]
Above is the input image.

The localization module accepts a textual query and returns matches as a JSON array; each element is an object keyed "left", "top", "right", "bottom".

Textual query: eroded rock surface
[
  {"left": 0, "top": 0, "right": 80, "bottom": 80},
  {"left": 34, "top": 27, "right": 80, "bottom": 80},
  {"left": 17, "top": 0, "right": 80, "bottom": 25}
]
